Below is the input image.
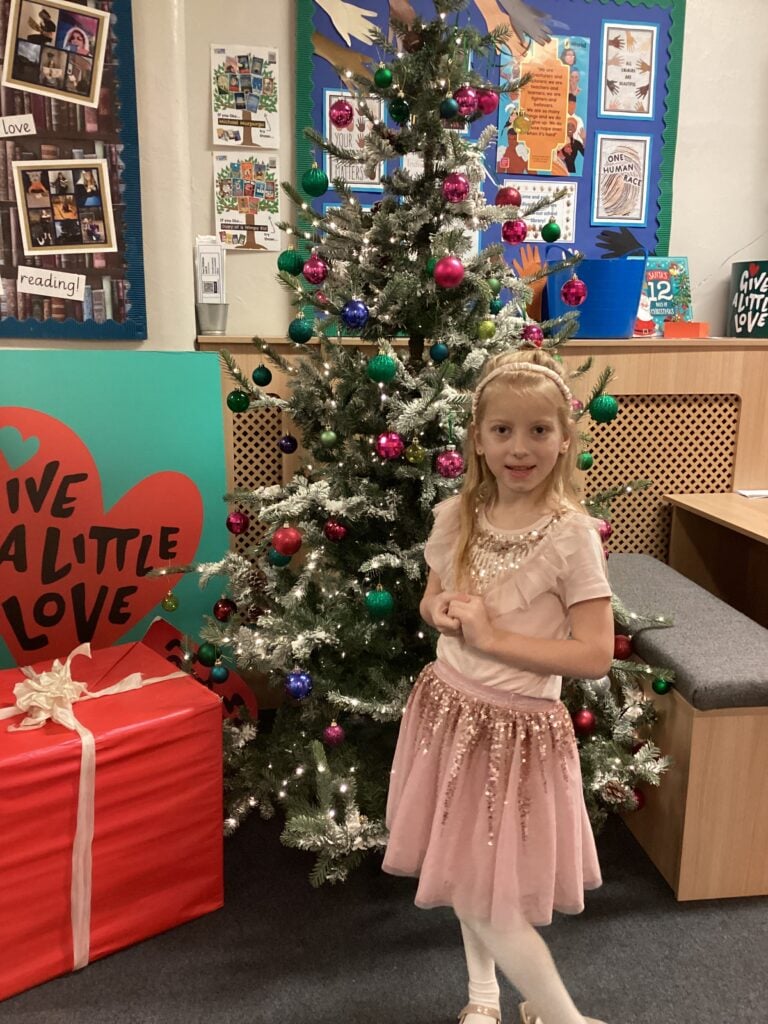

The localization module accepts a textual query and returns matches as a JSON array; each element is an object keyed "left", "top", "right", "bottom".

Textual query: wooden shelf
[{"left": 197, "top": 335, "right": 768, "bottom": 351}]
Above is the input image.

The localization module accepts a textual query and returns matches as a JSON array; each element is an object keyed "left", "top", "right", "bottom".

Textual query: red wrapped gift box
[{"left": 0, "top": 641, "right": 224, "bottom": 1002}]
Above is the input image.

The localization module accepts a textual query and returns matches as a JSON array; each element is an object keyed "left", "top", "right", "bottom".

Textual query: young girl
[{"left": 382, "top": 350, "right": 615, "bottom": 1024}]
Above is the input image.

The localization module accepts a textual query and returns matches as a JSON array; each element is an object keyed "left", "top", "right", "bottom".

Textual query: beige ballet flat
[
  {"left": 519, "top": 1003, "right": 606, "bottom": 1024},
  {"left": 458, "top": 1003, "right": 502, "bottom": 1023}
]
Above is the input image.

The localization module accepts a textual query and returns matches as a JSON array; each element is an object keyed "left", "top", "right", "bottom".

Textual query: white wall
[{"left": 4, "top": 0, "right": 768, "bottom": 349}]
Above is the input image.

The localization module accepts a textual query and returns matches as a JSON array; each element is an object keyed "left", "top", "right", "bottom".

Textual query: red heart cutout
[
  {"left": 749, "top": 262, "right": 760, "bottom": 277},
  {"left": 0, "top": 408, "right": 203, "bottom": 665}
]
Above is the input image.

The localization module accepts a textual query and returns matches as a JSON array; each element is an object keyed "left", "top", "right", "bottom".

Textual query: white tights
[{"left": 459, "top": 913, "right": 587, "bottom": 1024}]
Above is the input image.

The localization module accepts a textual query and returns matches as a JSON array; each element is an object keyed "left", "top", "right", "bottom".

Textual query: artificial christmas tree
[{"left": 188, "top": 0, "right": 672, "bottom": 883}]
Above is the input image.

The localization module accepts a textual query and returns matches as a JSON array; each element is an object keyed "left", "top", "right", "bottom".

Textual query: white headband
[{"left": 471, "top": 363, "right": 572, "bottom": 420}]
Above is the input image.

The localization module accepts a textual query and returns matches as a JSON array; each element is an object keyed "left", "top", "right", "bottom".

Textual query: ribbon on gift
[{"left": 0, "top": 643, "right": 186, "bottom": 972}]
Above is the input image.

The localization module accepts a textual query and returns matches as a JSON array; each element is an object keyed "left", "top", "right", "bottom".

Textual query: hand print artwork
[{"left": 599, "top": 21, "right": 658, "bottom": 117}]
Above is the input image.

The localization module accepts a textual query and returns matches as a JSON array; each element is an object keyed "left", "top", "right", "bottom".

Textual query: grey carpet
[{"left": 3, "top": 812, "right": 767, "bottom": 1023}]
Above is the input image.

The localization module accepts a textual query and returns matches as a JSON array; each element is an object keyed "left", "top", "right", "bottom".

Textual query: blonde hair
[{"left": 453, "top": 349, "right": 584, "bottom": 589}]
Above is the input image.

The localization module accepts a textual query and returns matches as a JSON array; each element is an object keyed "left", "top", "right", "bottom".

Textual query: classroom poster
[
  {"left": 323, "top": 87, "right": 384, "bottom": 190},
  {"left": 211, "top": 44, "right": 279, "bottom": 148},
  {"left": 501, "top": 178, "right": 578, "bottom": 243},
  {"left": 592, "top": 132, "right": 651, "bottom": 225},
  {"left": 213, "top": 150, "right": 280, "bottom": 250},
  {"left": 599, "top": 21, "right": 658, "bottom": 118}
]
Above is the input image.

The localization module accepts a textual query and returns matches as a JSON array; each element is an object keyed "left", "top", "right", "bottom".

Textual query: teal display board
[{"left": 0, "top": 351, "right": 226, "bottom": 668}]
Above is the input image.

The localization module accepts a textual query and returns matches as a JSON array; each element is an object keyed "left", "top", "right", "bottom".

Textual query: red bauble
[
  {"left": 614, "top": 634, "right": 632, "bottom": 659},
  {"left": 315, "top": 291, "right": 328, "bottom": 306},
  {"left": 226, "top": 510, "right": 250, "bottom": 535},
  {"left": 329, "top": 98, "right": 354, "bottom": 129},
  {"left": 522, "top": 323, "right": 544, "bottom": 346},
  {"left": 570, "top": 398, "right": 584, "bottom": 414},
  {"left": 501, "top": 219, "right": 528, "bottom": 244},
  {"left": 598, "top": 519, "right": 614, "bottom": 542},
  {"left": 561, "top": 275, "right": 588, "bottom": 306},
  {"left": 632, "top": 787, "right": 646, "bottom": 811},
  {"left": 323, "top": 518, "right": 348, "bottom": 542},
  {"left": 376, "top": 431, "right": 405, "bottom": 459},
  {"left": 272, "top": 526, "right": 303, "bottom": 556},
  {"left": 476, "top": 88, "right": 499, "bottom": 115},
  {"left": 323, "top": 721, "right": 346, "bottom": 746},
  {"left": 441, "top": 172, "right": 470, "bottom": 204},
  {"left": 453, "top": 85, "right": 478, "bottom": 117},
  {"left": 302, "top": 253, "right": 329, "bottom": 284},
  {"left": 213, "top": 597, "right": 238, "bottom": 621},
  {"left": 572, "top": 708, "right": 597, "bottom": 736},
  {"left": 495, "top": 186, "right": 521, "bottom": 207},
  {"left": 435, "top": 446, "right": 465, "bottom": 478},
  {"left": 433, "top": 255, "right": 465, "bottom": 289}
]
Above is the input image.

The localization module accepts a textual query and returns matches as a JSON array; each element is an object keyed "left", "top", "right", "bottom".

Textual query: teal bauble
[
  {"left": 488, "top": 277, "right": 502, "bottom": 296},
  {"left": 197, "top": 643, "right": 219, "bottom": 667},
  {"left": 365, "top": 588, "right": 395, "bottom": 618},
  {"left": 302, "top": 164, "right": 329, "bottom": 197},
  {"left": 429, "top": 342, "right": 449, "bottom": 362},
  {"left": 252, "top": 364, "right": 272, "bottom": 386},
  {"left": 367, "top": 354, "right": 398, "bottom": 383},
  {"left": 439, "top": 97, "right": 460, "bottom": 119},
  {"left": 226, "top": 390, "right": 250, "bottom": 412},
  {"left": 589, "top": 394, "right": 620, "bottom": 423},
  {"left": 268, "top": 547, "right": 292, "bottom": 567},
  {"left": 374, "top": 65, "right": 393, "bottom": 89},
  {"left": 489, "top": 298, "right": 504, "bottom": 314},
  {"left": 389, "top": 97, "right": 410, "bottom": 124},
  {"left": 277, "top": 249, "right": 305, "bottom": 276},
  {"left": 288, "top": 317, "right": 314, "bottom": 344}
]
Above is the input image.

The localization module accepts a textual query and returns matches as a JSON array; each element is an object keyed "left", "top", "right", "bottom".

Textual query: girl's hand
[
  {"left": 448, "top": 595, "right": 495, "bottom": 651},
  {"left": 427, "top": 591, "right": 467, "bottom": 637}
]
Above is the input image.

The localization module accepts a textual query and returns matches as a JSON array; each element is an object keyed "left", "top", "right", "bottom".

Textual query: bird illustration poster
[
  {"left": 213, "top": 151, "right": 280, "bottom": 250},
  {"left": 599, "top": 22, "right": 658, "bottom": 118},
  {"left": 210, "top": 44, "right": 279, "bottom": 149}
]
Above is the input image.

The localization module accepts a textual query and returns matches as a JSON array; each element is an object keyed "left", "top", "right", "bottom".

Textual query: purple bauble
[
  {"left": 441, "top": 172, "right": 470, "bottom": 204},
  {"left": 433, "top": 255, "right": 464, "bottom": 289},
  {"left": 341, "top": 299, "right": 369, "bottom": 330},
  {"left": 435, "top": 446, "right": 465, "bottom": 478},
  {"left": 285, "top": 669, "right": 313, "bottom": 700},
  {"left": 278, "top": 434, "right": 298, "bottom": 454},
  {"left": 561, "top": 275, "right": 588, "bottom": 306},
  {"left": 501, "top": 219, "right": 528, "bottom": 244},
  {"left": 225, "top": 510, "right": 250, "bottom": 535},
  {"left": 376, "top": 431, "right": 405, "bottom": 460},
  {"left": 322, "top": 721, "right": 346, "bottom": 746},
  {"left": 213, "top": 597, "right": 237, "bottom": 622},
  {"left": 329, "top": 98, "right": 354, "bottom": 129},
  {"left": 453, "top": 85, "right": 478, "bottom": 117},
  {"left": 598, "top": 519, "right": 614, "bottom": 542},
  {"left": 476, "top": 88, "right": 499, "bottom": 115},
  {"left": 571, "top": 398, "right": 584, "bottom": 415},
  {"left": 302, "top": 253, "right": 329, "bottom": 284},
  {"left": 522, "top": 323, "right": 544, "bottom": 346}
]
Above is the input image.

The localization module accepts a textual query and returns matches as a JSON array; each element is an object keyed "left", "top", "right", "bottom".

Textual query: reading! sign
[
  {"left": 727, "top": 260, "right": 768, "bottom": 338},
  {"left": 0, "top": 408, "right": 203, "bottom": 664}
]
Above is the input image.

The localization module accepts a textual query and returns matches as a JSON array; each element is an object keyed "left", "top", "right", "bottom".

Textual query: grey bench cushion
[{"left": 607, "top": 553, "right": 768, "bottom": 711}]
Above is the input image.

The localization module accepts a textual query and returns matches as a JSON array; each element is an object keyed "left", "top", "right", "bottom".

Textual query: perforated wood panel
[
  {"left": 231, "top": 407, "right": 285, "bottom": 556},
  {"left": 583, "top": 394, "right": 740, "bottom": 560}
]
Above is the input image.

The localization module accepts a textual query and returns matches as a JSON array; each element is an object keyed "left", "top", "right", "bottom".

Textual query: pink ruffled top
[{"left": 423, "top": 495, "right": 612, "bottom": 699}]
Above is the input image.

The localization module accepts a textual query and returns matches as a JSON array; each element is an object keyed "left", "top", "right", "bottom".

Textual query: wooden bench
[{"left": 607, "top": 553, "right": 768, "bottom": 901}]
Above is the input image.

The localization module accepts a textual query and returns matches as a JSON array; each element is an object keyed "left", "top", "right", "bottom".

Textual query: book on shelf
[{"left": 634, "top": 257, "right": 693, "bottom": 338}]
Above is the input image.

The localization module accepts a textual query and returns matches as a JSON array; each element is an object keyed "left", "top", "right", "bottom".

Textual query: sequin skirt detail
[{"left": 382, "top": 661, "right": 602, "bottom": 928}]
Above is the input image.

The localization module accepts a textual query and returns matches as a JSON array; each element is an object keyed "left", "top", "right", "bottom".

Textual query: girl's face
[{"left": 474, "top": 388, "right": 569, "bottom": 505}]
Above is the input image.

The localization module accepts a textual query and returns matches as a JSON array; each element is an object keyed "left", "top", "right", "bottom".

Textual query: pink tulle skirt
[{"left": 382, "top": 660, "right": 602, "bottom": 928}]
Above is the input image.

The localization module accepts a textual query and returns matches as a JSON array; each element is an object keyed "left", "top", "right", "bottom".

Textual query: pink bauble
[
  {"left": 561, "top": 275, "right": 588, "bottom": 306},
  {"left": 570, "top": 398, "right": 584, "bottom": 414},
  {"left": 323, "top": 722, "right": 346, "bottom": 747},
  {"left": 226, "top": 510, "right": 250, "bottom": 535},
  {"left": 315, "top": 291, "right": 328, "bottom": 306},
  {"left": 329, "top": 98, "right": 354, "bottom": 129},
  {"left": 441, "top": 172, "right": 470, "bottom": 204},
  {"left": 522, "top": 323, "right": 544, "bottom": 346},
  {"left": 495, "top": 186, "right": 521, "bottom": 207},
  {"left": 376, "top": 431, "right": 405, "bottom": 459},
  {"left": 501, "top": 219, "right": 528, "bottom": 244},
  {"left": 453, "top": 85, "right": 478, "bottom": 117},
  {"left": 476, "top": 88, "right": 499, "bottom": 116},
  {"left": 323, "top": 518, "right": 348, "bottom": 542},
  {"left": 598, "top": 519, "right": 614, "bottom": 542},
  {"left": 302, "top": 254, "right": 329, "bottom": 284},
  {"left": 272, "top": 526, "right": 303, "bottom": 556},
  {"left": 435, "top": 446, "right": 465, "bottom": 478},
  {"left": 433, "top": 255, "right": 465, "bottom": 289}
]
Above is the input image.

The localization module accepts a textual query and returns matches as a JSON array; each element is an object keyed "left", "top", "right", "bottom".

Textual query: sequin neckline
[{"left": 468, "top": 505, "right": 568, "bottom": 594}]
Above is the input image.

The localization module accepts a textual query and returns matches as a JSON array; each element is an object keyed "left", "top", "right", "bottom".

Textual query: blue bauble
[
  {"left": 429, "top": 342, "right": 449, "bottom": 363},
  {"left": 284, "top": 669, "right": 313, "bottom": 700},
  {"left": 278, "top": 434, "right": 298, "bottom": 454},
  {"left": 268, "top": 547, "right": 292, "bottom": 567},
  {"left": 210, "top": 664, "right": 230, "bottom": 683},
  {"left": 341, "top": 299, "right": 369, "bottom": 330}
]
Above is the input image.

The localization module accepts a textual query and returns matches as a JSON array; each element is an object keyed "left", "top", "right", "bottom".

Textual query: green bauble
[
  {"left": 288, "top": 317, "right": 314, "bottom": 344},
  {"left": 489, "top": 298, "right": 504, "bottom": 314},
  {"left": 405, "top": 442, "right": 426, "bottom": 465},
  {"left": 268, "top": 547, "right": 292, "bottom": 567},
  {"left": 226, "top": 390, "right": 250, "bottom": 413},
  {"left": 427, "top": 256, "right": 438, "bottom": 275},
  {"left": 197, "top": 642, "right": 219, "bottom": 667},
  {"left": 161, "top": 591, "right": 179, "bottom": 613},
  {"left": 488, "top": 277, "right": 502, "bottom": 296},
  {"left": 302, "top": 164, "right": 329, "bottom": 197},
  {"left": 252, "top": 364, "right": 272, "bottom": 386},
  {"left": 389, "top": 97, "right": 410, "bottom": 124},
  {"left": 577, "top": 452, "right": 594, "bottom": 470},
  {"left": 589, "top": 394, "right": 620, "bottom": 423},
  {"left": 319, "top": 429, "right": 338, "bottom": 447},
  {"left": 477, "top": 320, "right": 496, "bottom": 340},
  {"left": 541, "top": 218, "right": 561, "bottom": 243},
  {"left": 277, "top": 249, "right": 305, "bottom": 276},
  {"left": 367, "top": 354, "right": 398, "bottom": 383},
  {"left": 374, "top": 65, "right": 393, "bottom": 88},
  {"left": 652, "top": 677, "right": 673, "bottom": 695},
  {"left": 439, "top": 97, "right": 460, "bottom": 119},
  {"left": 365, "top": 588, "right": 395, "bottom": 618}
]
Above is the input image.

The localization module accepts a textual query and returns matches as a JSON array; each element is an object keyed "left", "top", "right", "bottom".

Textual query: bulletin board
[
  {"left": 296, "top": 0, "right": 686, "bottom": 259},
  {"left": 0, "top": 0, "right": 145, "bottom": 339}
]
